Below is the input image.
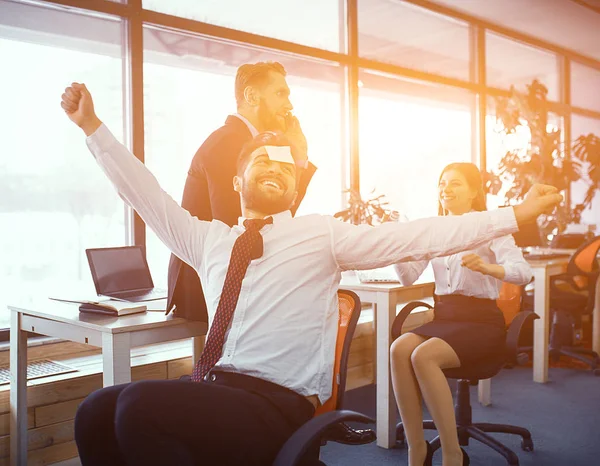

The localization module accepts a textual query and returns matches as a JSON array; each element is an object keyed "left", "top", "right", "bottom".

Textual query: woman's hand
[
  {"left": 461, "top": 253, "right": 505, "bottom": 280},
  {"left": 461, "top": 253, "right": 489, "bottom": 274}
]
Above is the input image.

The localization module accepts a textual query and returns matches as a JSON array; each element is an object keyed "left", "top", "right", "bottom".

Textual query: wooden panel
[
  {"left": 27, "top": 440, "right": 78, "bottom": 466},
  {"left": 35, "top": 398, "right": 84, "bottom": 427},
  {"left": 132, "top": 362, "right": 167, "bottom": 381},
  {"left": 0, "top": 420, "right": 74, "bottom": 458},
  {"left": 167, "top": 358, "right": 193, "bottom": 379},
  {"left": 0, "top": 409, "right": 34, "bottom": 436},
  {"left": 0, "top": 362, "right": 167, "bottom": 415},
  {"left": 0, "top": 341, "right": 98, "bottom": 367},
  {"left": 346, "top": 363, "right": 373, "bottom": 391}
]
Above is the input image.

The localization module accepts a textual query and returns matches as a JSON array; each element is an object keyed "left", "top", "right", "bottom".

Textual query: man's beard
[
  {"left": 242, "top": 181, "right": 294, "bottom": 216},
  {"left": 257, "top": 99, "right": 285, "bottom": 132}
]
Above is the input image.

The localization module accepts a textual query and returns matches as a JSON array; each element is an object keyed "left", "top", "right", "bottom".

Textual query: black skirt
[{"left": 409, "top": 294, "right": 506, "bottom": 366}]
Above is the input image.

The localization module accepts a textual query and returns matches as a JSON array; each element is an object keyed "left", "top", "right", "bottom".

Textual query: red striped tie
[{"left": 192, "top": 217, "right": 273, "bottom": 382}]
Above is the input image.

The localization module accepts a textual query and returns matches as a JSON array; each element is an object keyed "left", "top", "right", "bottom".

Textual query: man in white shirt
[{"left": 61, "top": 83, "right": 562, "bottom": 466}]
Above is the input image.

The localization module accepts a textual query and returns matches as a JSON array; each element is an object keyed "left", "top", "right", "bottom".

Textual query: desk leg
[
  {"left": 478, "top": 379, "right": 491, "bottom": 406},
  {"left": 375, "top": 294, "right": 396, "bottom": 449},
  {"left": 192, "top": 335, "right": 205, "bottom": 366},
  {"left": 533, "top": 267, "right": 550, "bottom": 383},
  {"left": 102, "top": 333, "right": 132, "bottom": 387},
  {"left": 10, "top": 310, "right": 28, "bottom": 466},
  {"left": 593, "top": 275, "right": 600, "bottom": 356}
]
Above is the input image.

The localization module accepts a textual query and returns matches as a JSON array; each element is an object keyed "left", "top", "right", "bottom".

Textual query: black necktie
[{"left": 192, "top": 217, "right": 273, "bottom": 382}]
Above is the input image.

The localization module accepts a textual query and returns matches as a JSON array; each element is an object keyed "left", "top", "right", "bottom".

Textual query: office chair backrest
[
  {"left": 566, "top": 236, "right": 600, "bottom": 290},
  {"left": 497, "top": 282, "right": 523, "bottom": 326},
  {"left": 314, "top": 289, "right": 362, "bottom": 416},
  {"left": 571, "top": 236, "right": 600, "bottom": 275}
]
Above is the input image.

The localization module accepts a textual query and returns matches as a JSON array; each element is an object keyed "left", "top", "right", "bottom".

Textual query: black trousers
[{"left": 74, "top": 370, "right": 315, "bottom": 466}]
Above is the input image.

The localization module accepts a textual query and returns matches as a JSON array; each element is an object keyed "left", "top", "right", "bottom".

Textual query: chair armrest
[
  {"left": 391, "top": 301, "right": 434, "bottom": 341},
  {"left": 505, "top": 311, "right": 539, "bottom": 364},
  {"left": 550, "top": 273, "right": 585, "bottom": 293},
  {"left": 272, "top": 410, "right": 375, "bottom": 466}
]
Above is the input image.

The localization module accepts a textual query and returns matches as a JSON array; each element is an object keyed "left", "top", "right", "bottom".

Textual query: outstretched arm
[
  {"left": 330, "top": 185, "right": 562, "bottom": 271},
  {"left": 61, "top": 82, "right": 209, "bottom": 271}
]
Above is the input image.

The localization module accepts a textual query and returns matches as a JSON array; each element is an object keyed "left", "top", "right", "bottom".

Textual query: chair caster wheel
[
  {"left": 521, "top": 438, "right": 534, "bottom": 452},
  {"left": 396, "top": 431, "right": 406, "bottom": 449}
]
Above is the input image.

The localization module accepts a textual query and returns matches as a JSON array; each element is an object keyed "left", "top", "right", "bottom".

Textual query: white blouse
[{"left": 394, "top": 233, "right": 532, "bottom": 299}]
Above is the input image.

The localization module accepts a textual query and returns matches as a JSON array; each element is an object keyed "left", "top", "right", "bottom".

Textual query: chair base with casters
[
  {"left": 390, "top": 295, "right": 538, "bottom": 466},
  {"left": 549, "top": 345, "right": 600, "bottom": 375},
  {"left": 396, "top": 379, "right": 533, "bottom": 466}
]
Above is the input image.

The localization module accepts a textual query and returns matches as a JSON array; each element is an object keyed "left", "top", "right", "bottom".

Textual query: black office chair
[
  {"left": 391, "top": 284, "right": 537, "bottom": 466},
  {"left": 543, "top": 236, "right": 600, "bottom": 374},
  {"left": 272, "top": 290, "right": 376, "bottom": 466}
]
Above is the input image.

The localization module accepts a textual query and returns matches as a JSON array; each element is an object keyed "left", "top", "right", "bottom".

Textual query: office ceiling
[{"left": 428, "top": 0, "right": 600, "bottom": 62}]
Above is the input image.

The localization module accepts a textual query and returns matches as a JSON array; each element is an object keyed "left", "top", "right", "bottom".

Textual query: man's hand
[
  {"left": 61, "top": 82, "right": 102, "bottom": 136},
  {"left": 513, "top": 184, "right": 563, "bottom": 227},
  {"left": 284, "top": 114, "right": 308, "bottom": 166}
]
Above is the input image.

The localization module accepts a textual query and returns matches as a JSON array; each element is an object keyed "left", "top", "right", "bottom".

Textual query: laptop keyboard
[{"left": 112, "top": 288, "right": 167, "bottom": 301}]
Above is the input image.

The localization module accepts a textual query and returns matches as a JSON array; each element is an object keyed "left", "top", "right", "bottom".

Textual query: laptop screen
[
  {"left": 86, "top": 246, "right": 154, "bottom": 295},
  {"left": 512, "top": 220, "right": 543, "bottom": 248}
]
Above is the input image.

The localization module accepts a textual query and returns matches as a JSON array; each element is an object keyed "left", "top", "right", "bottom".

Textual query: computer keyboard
[{"left": 356, "top": 267, "right": 399, "bottom": 283}]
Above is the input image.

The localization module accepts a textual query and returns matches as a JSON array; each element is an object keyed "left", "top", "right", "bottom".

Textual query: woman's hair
[{"left": 437, "top": 162, "right": 487, "bottom": 216}]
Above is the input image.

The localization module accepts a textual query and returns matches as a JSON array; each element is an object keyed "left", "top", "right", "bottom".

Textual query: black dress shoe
[
  {"left": 324, "top": 422, "right": 376, "bottom": 445},
  {"left": 461, "top": 447, "right": 470, "bottom": 466}
]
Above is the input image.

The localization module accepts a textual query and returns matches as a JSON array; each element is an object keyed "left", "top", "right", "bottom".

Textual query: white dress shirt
[
  {"left": 394, "top": 232, "right": 532, "bottom": 299},
  {"left": 86, "top": 124, "right": 519, "bottom": 403}
]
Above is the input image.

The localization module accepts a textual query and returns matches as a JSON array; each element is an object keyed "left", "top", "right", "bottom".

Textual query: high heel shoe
[
  {"left": 460, "top": 447, "right": 470, "bottom": 466},
  {"left": 423, "top": 440, "right": 433, "bottom": 466}
]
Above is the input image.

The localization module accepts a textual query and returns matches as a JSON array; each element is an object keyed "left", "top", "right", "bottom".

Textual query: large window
[
  {"left": 571, "top": 115, "right": 600, "bottom": 228},
  {"left": 486, "top": 32, "right": 559, "bottom": 101},
  {"left": 358, "top": 71, "right": 473, "bottom": 221},
  {"left": 0, "top": 1, "right": 126, "bottom": 330},
  {"left": 142, "top": 26, "right": 345, "bottom": 285},
  {"left": 143, "top": 0, "right": 343, "bottom": 52},
  {"left": 485, "top": 98, "right": 562, "bottom": 209},
  {"left": 571, "top": 62, "right": 600, "bottom": 113},
  {"left": 358, "top": 0, "right": 470, "bottom": 81}
]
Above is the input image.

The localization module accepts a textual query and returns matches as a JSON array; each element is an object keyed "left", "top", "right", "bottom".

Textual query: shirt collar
[
  {"left": 237, "top": 210, "right": 292, "bottom": 227},
  {"left": 233, "top": 113, "right": 259, "bottom": 137}
]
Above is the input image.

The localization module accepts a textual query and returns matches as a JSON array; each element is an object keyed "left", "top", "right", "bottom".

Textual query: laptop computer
[
  {"left": 355, "top": 265, "right": 400, "bottom": 284},
  {"left": 86, "top": 246, "right": 167, "bottom": 302}
]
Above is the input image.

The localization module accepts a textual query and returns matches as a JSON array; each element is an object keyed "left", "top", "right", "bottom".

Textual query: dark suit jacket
[{"left": 167, "top": 115, "right": 317, "bottom": 321}]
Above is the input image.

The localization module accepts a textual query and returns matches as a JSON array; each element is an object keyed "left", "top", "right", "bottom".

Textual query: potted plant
[
  {"left": 334, "top": 189, "right": 392, "bottom": 225},
  {"left": 488, "top": 79, "right": 600, "bottom": 243}
]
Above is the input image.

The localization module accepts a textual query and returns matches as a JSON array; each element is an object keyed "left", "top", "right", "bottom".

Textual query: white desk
[
  {"left": 527, "top": 253, "right": 600, "bottom": 383},
  {"left": 9, "top": 299, "right": 207, "bottom": 466},
  {"left": 340, "top": 275, "right": 434, "bottom": 449}
]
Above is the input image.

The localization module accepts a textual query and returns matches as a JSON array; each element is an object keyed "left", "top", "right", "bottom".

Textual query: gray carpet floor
[{"left": 321, "top": 367, "right": 600, "bottom": 465}]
